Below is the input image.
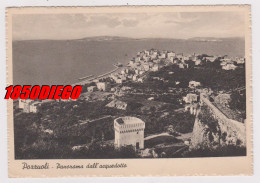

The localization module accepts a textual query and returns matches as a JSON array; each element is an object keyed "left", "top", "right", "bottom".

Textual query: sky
[{"left": 12, "top": 12, "right": 245, "bottom": 40}]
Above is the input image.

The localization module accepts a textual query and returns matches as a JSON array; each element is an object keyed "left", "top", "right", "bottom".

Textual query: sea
[{"left": 12, "top": 37, "right": 245, "bottom": 85}]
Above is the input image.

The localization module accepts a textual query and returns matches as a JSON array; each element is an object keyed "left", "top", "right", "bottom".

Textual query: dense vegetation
[
  {"left": 229, "top": 90, "right": 246, "bottom": 119},
  {"left": 178, "top": 145, "right": 246, "bottom": 157}
]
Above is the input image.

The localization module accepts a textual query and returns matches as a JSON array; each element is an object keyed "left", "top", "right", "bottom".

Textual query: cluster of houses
[
  {"left": 18, "top": 99, "right": 58, "bottom": 113},
  {"left": 112, "top": 50, "right": 245, "bottom": 86},
  {"left": 220, "top": 56, "right": 245, "bottom": 70},
  {"left": 85, "top": 49, "right": 245, "bottom": 95},
  {"left": 18, "top": 99, "right": 42, "bottom": 113},
  {"left": 87, "top": 82, "right": 111, "bottom": 92}
]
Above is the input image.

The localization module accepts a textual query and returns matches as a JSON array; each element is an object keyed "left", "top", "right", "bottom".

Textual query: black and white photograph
[{"left": 11, "top": 9, "right": 248, "bottom": 160}]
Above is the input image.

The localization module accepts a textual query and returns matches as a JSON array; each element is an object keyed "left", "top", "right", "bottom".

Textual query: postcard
[{"left": 6, "top": 6, "right": 252, "bottom": 177}]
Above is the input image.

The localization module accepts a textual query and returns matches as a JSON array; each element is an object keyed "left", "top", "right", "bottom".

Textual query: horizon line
[{"left": 12, "top": 36, "right": 245, "bottom": 42}]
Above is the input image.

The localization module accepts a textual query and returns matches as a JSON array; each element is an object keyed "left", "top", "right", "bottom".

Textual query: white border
[{"left": 0, "top": 0, "right": 259, "bottom": 182}]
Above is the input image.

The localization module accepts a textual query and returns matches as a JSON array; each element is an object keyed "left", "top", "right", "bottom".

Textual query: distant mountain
[
  {"left": 13, "top": 36, "right": 245, "bottom": 43},
  {"left": 76, "top": 36, "right": 181, "bottom": 41},
  {"left": 77, "top": 36, "right": 136, "bottom": 41},
  {"left": 188, "top": 37, "right": 244, "bottom": 42}
]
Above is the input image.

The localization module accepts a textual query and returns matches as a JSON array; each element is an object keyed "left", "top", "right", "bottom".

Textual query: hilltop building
[
  {"left": 19, "top": 99, "right": 41, "bottom": 113},
  {"left": 114, "top": 116, "right": 145, "bottom": 149}
]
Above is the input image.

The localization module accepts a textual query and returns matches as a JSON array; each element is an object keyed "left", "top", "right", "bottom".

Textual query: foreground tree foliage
[{"left": 179, "top": 144, "right": 246, "bottom": 157}]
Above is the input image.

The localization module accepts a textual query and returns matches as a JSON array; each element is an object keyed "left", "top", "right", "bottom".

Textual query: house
[
  {"left": 143, "top": 63, "right": 150, "bottom": 71},
  {"left": 205, "top": 56, "right": 216, "bottom": 62},
  {"left": 147, "top": 97, "right": 154, "bottom": 101},
  {"left": 121, "top": 70, "right": 126, "bottom": 74},
  {"left": 127, "top": 75, "right": 133, "bottom": 79},
  {"left": 153, "top": 59, "right": 160, "bottom": 64},
  {"left": 137, "top": 78, "right": 144, "bottom": 83},
  {"left": 96, "top": 82, "right": 110, "bottom": 91},
  {"left": 111, "top": 87, "right": 116, "bottom": 92},
  {"left": 168, "top": 57, "right": 174, "bottom": 63},
  {"left": 143, "top": 56, "right": 151, "bottom": 62},
  {"left": 183, "top": 94, "right": 198, "bottom": 103},
  {"left": 189, "top": 81, "right": 201, "bottom": 88},
  {"left": 129, "top": 60, "right": 135, "bottom": 65},
  {"left": 144, "top": 50, "right": 150, "bottom": 55},
  {"left": 151, "top": 55, "right": 157, "bottom": 60},
  {"left": 178, "top": 63, "right": 185, "bottom": 69},
  {"left": 159, "top": 53, "right": 166, "bottom": 59},
  {"left": 115, "top": 78, "right": 123, "bottom": 84},
  {"left": 29, "top": 101, "right": 41, "bottom": 113},
  {"left": 152, "top": 64, "right": 161, "bottom": 71},
  {"left": 195, "top": 59, "right": 202, "bottom": 65},
  {"left": 139, "top": 71, "right": 145, "bottom": 75},
  {"left": 19, "top": 99, "right": 32, "bottom": 109},
  {"left": 135, "top": 57, "right": 141, "bottom": 62},
  {"left": 235, "top": 57, "right": 245, "bottom": 64},
  {"left": 133, "top": 75, "right": 138, "bottom": 81},
  {"left": 167, "top": 52, "right": 176, "bottom": 58},
  {"left": 183, "top": 56, "right": 190, "bottom": 61},
  {"left": 106, "top": 99, "right": 128, "bottom": 110},
  {"left": 19, "top": 99, "right": 41, "bottom": 113},
  {"left": 121, "top": 76, "right": 127, "bottom": 81},
  {"left": 176, "top": 53, "right": 183, "bottom": 60},
  {"left": 148, "top": 62, "right": 154, "bottom": 67},
  {"left": 222, "top": 63, "right": 237, "bottom": 70}
]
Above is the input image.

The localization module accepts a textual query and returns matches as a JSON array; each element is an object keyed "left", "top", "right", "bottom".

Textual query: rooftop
[{"left": 115, "top": 116, "right": 144, "bottom": 125}]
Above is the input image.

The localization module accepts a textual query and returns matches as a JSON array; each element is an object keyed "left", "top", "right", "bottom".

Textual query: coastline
[{"left": 72, "top": 64, "right": 125, "bottom": 86}]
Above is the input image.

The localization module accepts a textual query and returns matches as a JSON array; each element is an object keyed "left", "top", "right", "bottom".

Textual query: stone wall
[{"left": 191, "top": 94, "right": 246, "bottom": 147}]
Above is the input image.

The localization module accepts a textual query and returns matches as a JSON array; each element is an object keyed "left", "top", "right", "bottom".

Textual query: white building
[
  {"left": 143, "top": 63, "right": 150, "bottom": 71},
  {"left": 235, "top": 57, "right": 245, "bottom": 64},
  {"left": 195, "top": 59, "right": 202, "bottom": 65},
  {"left": 96, "top": 82, "right": 110, "bottom": 91},
  {"left": 167, "top": 52, "right": 176, "bottom": 58},
  {"left": 114, "top": 116, "right": 145, "bottom": 149},
  {"left": 144, "top": 50, "right": 150, "bottom": 55},
  {"left": 115, "top": 78, "right": 123, "bottom": 84},
  {"left": 183, "top": 93, "right": 198, "bottom": 103},
  {"left": 189, "top": 81, "right": 201, "bottom": 88},
  {"left": 19, "top": 99, "right": 40, "bottom": 113},
  {"left": 205, "top": 56, "right": 216, "bottom": 62},
  {"left": 152, "top": 64, "right": 160, "bottom": 71},
  {"left": 137, "top": 78, "right": 144, "bottom": 83},
  {"left": 222, "top": 63, "right": 237, "bottom": 70},
  {"left": 129, "top": 60, "right": 135, "bottom": 65},
  {"left": 29, "top": 101, "right": 41, "bottom": 113}
]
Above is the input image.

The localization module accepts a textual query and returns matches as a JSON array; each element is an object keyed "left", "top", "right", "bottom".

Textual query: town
[{"left": 14, "top": 49, "right": 246, "bottom": 159}]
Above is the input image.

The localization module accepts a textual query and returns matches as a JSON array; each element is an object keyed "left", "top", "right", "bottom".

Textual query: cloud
[
  {"left": 12, "top": 12, "right": 245, "bottom": 40},
  {"left": 164, "top": 12, "right": 199, "bottom": 24}
]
